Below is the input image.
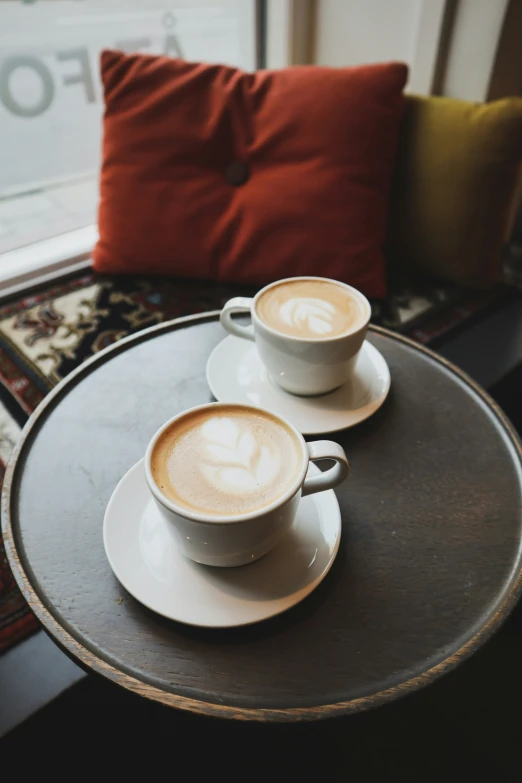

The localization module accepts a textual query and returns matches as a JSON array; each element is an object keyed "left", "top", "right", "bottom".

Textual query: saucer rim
[
  {"left": 103, "top": 458, "right": 342, "bottom": 629},
  {"left": 206, "top": 336, "right": 391, "bottom": 435}
]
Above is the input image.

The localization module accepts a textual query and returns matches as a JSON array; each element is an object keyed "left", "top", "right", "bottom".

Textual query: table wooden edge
[{"left": 3, "top": 314, "right": 522, "bottom": 723}]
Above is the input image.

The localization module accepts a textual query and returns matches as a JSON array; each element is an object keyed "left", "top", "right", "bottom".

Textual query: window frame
[{"left": 0, "top": 225, "right": 96, "bottom": 300}]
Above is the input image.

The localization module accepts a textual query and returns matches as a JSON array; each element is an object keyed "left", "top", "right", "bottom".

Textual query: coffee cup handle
[
  {"left": 220, "top": 297, "right": 255, "bottom": 341},
  {"left": 302, "top": 441, "right": 350, "bottom": 496}
]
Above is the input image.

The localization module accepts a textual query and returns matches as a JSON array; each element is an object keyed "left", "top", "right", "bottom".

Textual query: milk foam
[
  {"left": 256, "top": 280, "right": 365, "bottom": 339},
  {"left": 199, "top": 417, "right": 280, "bottom": 494},
  {"left": 151, "top": 407, "right": 301, "bottom": 516},
  {"left": 279, "top": 297, "right": 337, "bottom": 335}
]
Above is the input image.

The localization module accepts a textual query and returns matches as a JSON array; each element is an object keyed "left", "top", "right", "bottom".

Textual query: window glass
[{"left": 0, "top": 0, "right": 256, "bottom": 253}]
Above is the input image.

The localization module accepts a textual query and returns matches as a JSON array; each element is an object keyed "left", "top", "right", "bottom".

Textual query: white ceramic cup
[
  {"left": 220, "top": 276, "right": 371, "bottom": 396},
  {"left": 144, "top": 402, "right": 349, "bottom": 567}
]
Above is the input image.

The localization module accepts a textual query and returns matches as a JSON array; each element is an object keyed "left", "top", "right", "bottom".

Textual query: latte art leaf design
[
  {"left": 200, "top": 417, "right": 279, "bottom": 494},
  {"left": 279, "top": 297, "right": 337, "bottom": 335}
]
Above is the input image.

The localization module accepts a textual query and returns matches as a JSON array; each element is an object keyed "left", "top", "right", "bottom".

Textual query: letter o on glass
[{"left": 0, "top": 56, "right": 55, "bottom": 117}]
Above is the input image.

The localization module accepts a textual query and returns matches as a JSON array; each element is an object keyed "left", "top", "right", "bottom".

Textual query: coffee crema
[
  {"left": 256, "top": 279, "right": 366, "bottom": 339},
  {"left": 151, "top": 406, "right": 302, "bottom": 516}
]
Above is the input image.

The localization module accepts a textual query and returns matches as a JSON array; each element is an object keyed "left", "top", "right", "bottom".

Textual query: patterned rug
[{"left": 0, "top": 268, "right": 509, "bottom": 653}]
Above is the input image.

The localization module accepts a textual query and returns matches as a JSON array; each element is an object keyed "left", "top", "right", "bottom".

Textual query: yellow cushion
[{"left": 387, "top": 94, "right": 522, "bottom": 287}]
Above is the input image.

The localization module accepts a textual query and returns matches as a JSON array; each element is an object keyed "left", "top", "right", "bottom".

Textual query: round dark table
[{"left": 3, "top": 315, "right": 522, "bottom": 722}]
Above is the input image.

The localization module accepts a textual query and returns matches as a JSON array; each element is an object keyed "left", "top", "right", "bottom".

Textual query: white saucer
[
  {"left": 206, "top": 336, "right": 390, "bottom": 435},
  {"left": 103, "top": 459, "right": 341, "bottom": 628}
]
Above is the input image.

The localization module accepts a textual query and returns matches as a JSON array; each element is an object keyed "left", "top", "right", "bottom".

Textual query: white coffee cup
[
  {"left": 144, "top": 402, "right": 349, "bottom": 567},
  {"left": 220, "top": 276, "right": 371, "bottom": 396}
]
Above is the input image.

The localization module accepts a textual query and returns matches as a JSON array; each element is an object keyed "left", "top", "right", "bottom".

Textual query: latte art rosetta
[
  {"left": 151, "top": 406, "right": 301, "bottom": 516},
  {"left": 256, "top": 279, "right": 366, "bottom": 339},
  {"left": 279, "top": 297, "right": 336, "bottom": 335},
  {"left": 200, "top": 418, "right": 280, "bottom": 494}
]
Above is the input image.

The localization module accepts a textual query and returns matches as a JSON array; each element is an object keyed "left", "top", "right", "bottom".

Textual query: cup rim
[
  {"left": 251, "top": 275, "right": 371, "bottom": 343},
  {"left": 144, "top": 402, "right": 309, "bottom": 525}
]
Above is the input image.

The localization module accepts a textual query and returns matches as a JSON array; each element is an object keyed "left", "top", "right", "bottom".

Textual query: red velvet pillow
[{"left": 94, "top": 52, "right": 408, "bottom": 299}]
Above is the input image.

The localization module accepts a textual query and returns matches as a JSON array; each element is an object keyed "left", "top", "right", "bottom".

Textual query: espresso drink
[
  {"left": 256, "top": 279, "right": 366, "bottom": 339},
  {"left": 151, "top": 406, "right": 302, "bottom": 516}
]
